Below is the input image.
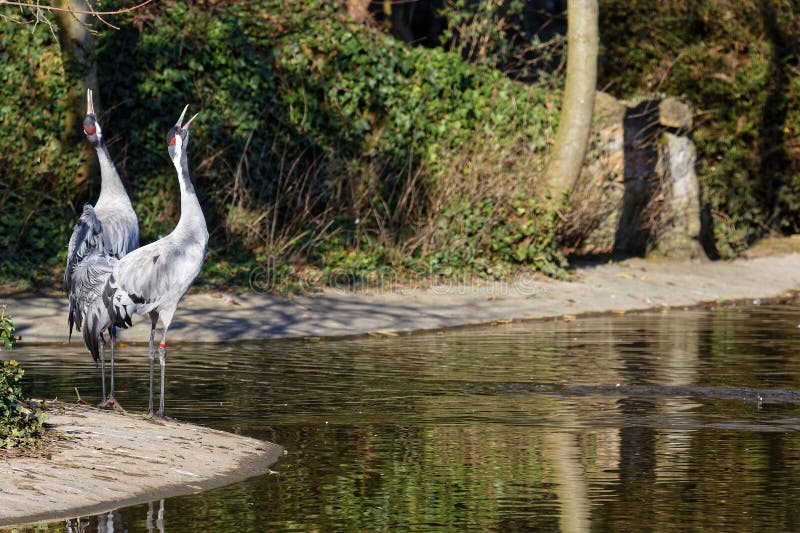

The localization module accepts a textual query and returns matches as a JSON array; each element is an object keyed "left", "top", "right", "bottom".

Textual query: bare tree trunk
[
  {"left": 542, "top": 0, "right": 598, "bottom": 200},
  {"left": 54, "top": 0, "right": 100, "bottom": 187}
]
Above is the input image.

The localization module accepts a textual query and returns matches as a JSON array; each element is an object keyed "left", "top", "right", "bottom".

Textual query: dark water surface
[{"left": 7, "top": 303, "right": 800, "bottom": 531}]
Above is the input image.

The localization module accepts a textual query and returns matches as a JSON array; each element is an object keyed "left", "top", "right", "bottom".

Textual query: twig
[
  {"left": 0, "top": 0, "right": 156, "bottom": 16},
  {"left": 73, "top": 387, "right": 87, "bottom": 405}
]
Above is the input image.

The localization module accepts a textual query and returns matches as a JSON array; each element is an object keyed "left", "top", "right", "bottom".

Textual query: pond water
[{"left": 6, "top": 303, "right": 800, "bottom": 531}]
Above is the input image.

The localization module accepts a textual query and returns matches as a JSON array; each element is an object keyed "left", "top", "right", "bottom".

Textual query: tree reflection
[{"left": 13, "top": 305, "right": 800, "bottom": 531}]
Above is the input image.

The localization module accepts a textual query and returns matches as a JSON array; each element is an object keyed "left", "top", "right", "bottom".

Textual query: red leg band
[{"left": 159, "top": 343, "right": 166, "bottom": 348}]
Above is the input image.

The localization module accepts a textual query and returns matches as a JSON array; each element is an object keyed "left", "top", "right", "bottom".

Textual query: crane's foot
[
  {"left": 147, "top": 409, "right": 176, "bottom": 422},
  {"left": 98, "top": 394, "right": 126, "bottom": 412}
]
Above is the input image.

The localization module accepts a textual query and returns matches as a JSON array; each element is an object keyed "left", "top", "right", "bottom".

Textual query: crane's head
[
  {"left": 83, "top": 88, "right": 103, "bottom": 147},
  {"left": 167, "top": 104, "right": 199, "bottom": 161}
]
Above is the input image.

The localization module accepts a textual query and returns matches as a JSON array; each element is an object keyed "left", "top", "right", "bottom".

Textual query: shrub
[
  {"left": 0, "top": 309, "right": 43, "bottom": 449},
  {"left": 0, "top": 305, "right": 16, "bottom": 350},
  {"left": 0, "top": 0, "right": 566, "bottom": 289},
  {"left": 0, "top": 360, "right": 44, "bottom": 449}
]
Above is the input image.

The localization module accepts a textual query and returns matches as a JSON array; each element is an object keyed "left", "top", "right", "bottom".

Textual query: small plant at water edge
[
  {"left": 1, "top": 304, "right": 18, "bottom": 350},
  {"left": 1, "top": 360, "right": 44, "bottom": 449},
  {"left": 0, "top": 311, "right": 42, "bottom": 449}
]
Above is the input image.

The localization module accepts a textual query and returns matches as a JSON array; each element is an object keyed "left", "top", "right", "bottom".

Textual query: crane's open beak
[
  {"left": 176, "top": 104, "right": 199, "bottom": 131},
  {"left": 86, "top": 88, "right": 95, "bottom": 116}
]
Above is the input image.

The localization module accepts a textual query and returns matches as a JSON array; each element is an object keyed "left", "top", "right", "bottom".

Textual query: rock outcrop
[{"left": 564, "top": 92, "right": 706, "bottom": 260}]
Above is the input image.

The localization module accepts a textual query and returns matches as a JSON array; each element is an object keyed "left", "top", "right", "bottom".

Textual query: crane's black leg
[
  {"left": 157, "top": 327, "right": 169, "bottom": 419},
  {"left": 110, "top": 326, "right": 116, "bottom": 399},
  {"left": 99, "top": 327, "right": 125, "bottom": 411},
  {"left": 99, "top": 333, "right": 107, "bottom": 403},
  {"left": 148, "top": 313, "right": 158, "bottom": 416}
]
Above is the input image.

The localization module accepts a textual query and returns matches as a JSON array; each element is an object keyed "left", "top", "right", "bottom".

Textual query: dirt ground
[
  {"left": 6, "top": 253, "right": 800, "bottom": 345},
  {"left": 0, "top": 402, "right": 283, "bottom": 527}
]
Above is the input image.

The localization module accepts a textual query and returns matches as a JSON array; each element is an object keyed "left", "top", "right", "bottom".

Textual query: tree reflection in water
[{"left": 10, "top": 304, "right": 800, "bottom": 531}]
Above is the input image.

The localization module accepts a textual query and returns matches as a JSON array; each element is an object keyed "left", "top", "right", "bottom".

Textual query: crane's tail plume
[
  {"left": 66, "top": 205, "right": 106, "bottom": 339},
  {"left": 72, "top": 254, "right": 117, "bottom": 362},
  {"left": 82, "top": 303, "right": 107, "bottom": 364},
  {"left": 74, "top": 257, "right": 134, "bottom": 364}
]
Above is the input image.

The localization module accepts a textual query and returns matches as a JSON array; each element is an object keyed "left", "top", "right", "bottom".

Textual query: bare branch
[
  {"left": 0, "top": 11, "right": 28, "bottom": 25},
  {"left": 0, "top": 0, "right": 156, "bottom": 18}
]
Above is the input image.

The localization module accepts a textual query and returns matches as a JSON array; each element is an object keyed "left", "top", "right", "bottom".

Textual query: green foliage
[
  {"left": 0, "top": 305, "right": 17, "bottom": 350},
  {"left": 7, "top": 0, "right": 800, "bottom": 284},
  {"left": 441, "top": 0, "right": 520, "bottom": 66},
  {"left": 428, "top": 193, "right": 567, "bottom": 279},
  {"left": 599, "top": 0, "right": 800, "bottom": 255},
  {"left": 0, "top": 0, "right": 563, "bottom": 290},
  {"left": 0, "top": 309, "right": 40, "bottom": 448},
  {"left": 0, "top": 25, "right": 79, "bottom": 287},
  {"left": 439, "top": 0, "right": 564, "bottom": 84},
  {"left": 0, "top": 360, "right": 44, "bottom": 449}
]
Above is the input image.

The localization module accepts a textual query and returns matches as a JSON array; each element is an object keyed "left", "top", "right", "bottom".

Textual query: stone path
[{"left": 6, "top": 254, "right": 800, "bottom": 345}]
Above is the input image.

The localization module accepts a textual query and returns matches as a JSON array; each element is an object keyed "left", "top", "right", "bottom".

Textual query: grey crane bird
[
  {"left": 81, "top": 105, "right": 207, "bottom": 418},
  {"left": 65, "top": 88, "right": 139, "bottom": 409}
]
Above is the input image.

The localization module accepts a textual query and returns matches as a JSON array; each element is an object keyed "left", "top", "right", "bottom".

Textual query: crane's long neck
[
  {"left": 173, "top": 147, "right": 208, "bottom": 241},
  {"left": 95, "top": 142, "right": 131, "bottom": 205}
]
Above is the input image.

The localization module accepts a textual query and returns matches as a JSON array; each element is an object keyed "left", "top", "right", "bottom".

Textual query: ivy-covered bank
[{"left": 0, "top": 0, "right": 564, "bottom": 292}]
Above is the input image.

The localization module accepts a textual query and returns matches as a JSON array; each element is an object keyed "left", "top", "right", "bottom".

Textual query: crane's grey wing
[
  {"left": 66, "top": 205, "right": 107, "bottom": 338},
  {"left": 108, "top": 241, "right": 205, "bottom": 321},
  {"left": 70, "top": 253, "right": 118, "bottom": 362},
  {"left": 65, "top": 204, "right": 104, "bottom": 290},
  {"left": 100, "top": 246, "right": 174, "bottom": 329},
  {"left": 66, "top": 202, "right": 139, "bottom": 339},
  {"left": 95, "top": 201, "right": 140, "bottom": 259}
]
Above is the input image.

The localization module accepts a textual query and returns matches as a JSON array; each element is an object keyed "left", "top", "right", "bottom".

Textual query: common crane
[
  {"left": 82, "top": 105, "right": 207, "bottom": 418},
  {"left": 65, "top": 89, "right": 139, "bottom": 409}
]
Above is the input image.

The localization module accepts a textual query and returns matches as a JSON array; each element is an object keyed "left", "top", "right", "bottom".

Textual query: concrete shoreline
[
  {"left": 5, "top": 254, "right": 800, "bottom": 346},
  {"left": 0, "top": 403, "right": 283, "bottom": 527}
]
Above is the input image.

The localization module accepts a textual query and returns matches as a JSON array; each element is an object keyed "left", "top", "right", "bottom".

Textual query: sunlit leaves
[{"left": 0, "top": 359, "right": 44, "bottom": 449}]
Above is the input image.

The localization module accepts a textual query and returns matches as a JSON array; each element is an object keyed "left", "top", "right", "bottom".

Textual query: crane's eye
[
  {"left": 84, "top": 124, "right": 96, "bottom": 135},
  {"left": 168, "top": 135, "right": 176, "bottom": 147}
]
